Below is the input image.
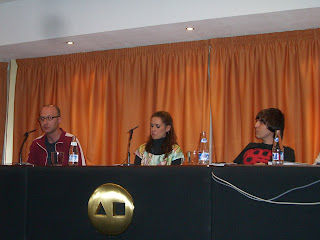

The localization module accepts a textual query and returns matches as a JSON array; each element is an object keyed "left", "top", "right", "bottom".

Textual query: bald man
[{"left": 27, "top": 105, "right": 86, "bottom": 166}]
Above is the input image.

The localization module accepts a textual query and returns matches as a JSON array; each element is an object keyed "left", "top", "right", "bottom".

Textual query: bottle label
[
  {"left": 272, "top": 152, "right": 279, "bottom": 161},
  {"left": 201, "top": 138, "right": 207, "bottom": 143},
  {"left": 73, "top": 154, "right": 79, "bottom": 163},
  {"left": 280, "top": 152, "right": 284, "bottom": 161},
  {"left": 199, "top": 152, "right": 209, "bottom": 161},
  {"left": 274, "top": 137, "right": 279, "bottom": 142},
  {"left": 69, "top": 154, "right": 79, "bottom": 164},
  {"left": 69, "top": 154, "right": 74, "bottom": 164}
]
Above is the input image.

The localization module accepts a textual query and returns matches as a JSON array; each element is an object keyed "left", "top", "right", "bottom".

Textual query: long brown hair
[{"left": 145, "top": 111, "right": 178, "bottom": 158}]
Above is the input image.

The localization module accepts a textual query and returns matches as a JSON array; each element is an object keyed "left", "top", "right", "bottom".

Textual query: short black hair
[{"left": 256, "top": 108, "right": 285, "bottom": 138}]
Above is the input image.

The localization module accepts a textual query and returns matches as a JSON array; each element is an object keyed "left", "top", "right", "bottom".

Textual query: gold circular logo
[{"left": 88, "top": 183, "right": 134, "bottom": 236}]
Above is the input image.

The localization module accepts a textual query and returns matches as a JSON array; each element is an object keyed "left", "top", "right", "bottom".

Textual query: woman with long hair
[{"left": 134, "top": 111, "right": 184, "bottom": 165}]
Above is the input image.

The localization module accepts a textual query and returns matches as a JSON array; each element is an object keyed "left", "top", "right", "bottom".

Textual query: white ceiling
[{"left": 0, "top": 0, "right": 319, "bottom": 62}]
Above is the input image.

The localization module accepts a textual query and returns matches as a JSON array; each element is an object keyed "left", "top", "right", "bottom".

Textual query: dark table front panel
[
  {"left": 2, "top": 165, "right": 320, "bottom": 240},
  {"left": 211, "top": 166, "right": 320, "bottom": 240},
  {"left": 26, "top": 166, "right": 212, "bottom": 240},
  {"left": 0, "top": 166, "right": 27, "bottom": 240}
]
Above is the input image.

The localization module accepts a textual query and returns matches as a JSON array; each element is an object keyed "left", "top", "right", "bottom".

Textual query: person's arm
[
  {"left": 171, "top": 159, "right": 181, "bottom": 165},
  {"left": 233, "top": 144, "right": 251, "bottom": 164},
  {"left": 284, "top": 147, "right": 295, "bottom": 162},
  {"left": 134, "top": 155, "right": 142, "bottom": 165},
  {"left": 233, "top": 151, "right": 245, "bottom": 164},
  {"left": 27, "top": 141, "right": 37, "bottom": 165},
  {"left": 134, "top": 144, "right": 145, "bottom": 165},
  {"left": 76, "top": 138, "right": 86, "bottom": 166},
  {"left": 170, "top": 145, "right": 184, "bottom": 165}
]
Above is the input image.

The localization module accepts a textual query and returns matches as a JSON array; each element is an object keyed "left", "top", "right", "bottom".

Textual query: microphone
[
  {"left": 17, "top": 129, "right": 37, "bottom": 165},
  {"left": 24, "top": 129, "right": 37, "bottom": 136},
  {"left": 128, "top": 126, "right": 139, "bottom": 133},
  {"left": 125, "top": 126, "right": 139, "bottom": 166},
  {"left": 27, "top": 129, "right": 37, "bottom": 134}
]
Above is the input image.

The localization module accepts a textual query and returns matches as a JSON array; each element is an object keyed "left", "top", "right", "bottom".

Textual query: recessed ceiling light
[
  {"left": 66, "top": 41, "right": 74, "bottom": 45},
  {"left": 186, "top": 27, "right": 194, "bottom": 31}
]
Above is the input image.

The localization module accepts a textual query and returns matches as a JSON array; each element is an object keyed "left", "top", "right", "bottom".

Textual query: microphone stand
[
  {"left": 16, "top": 130, "right": 36, "bottom": 166},
  {"left": 123, "top": 126, "right": 139, "bottom": 166},
  {"left": 124, "top": 129, "right": 134, "bottom": 166}
]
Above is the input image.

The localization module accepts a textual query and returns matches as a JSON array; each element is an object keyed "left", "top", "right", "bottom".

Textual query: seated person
[
  {"left": 313, "top": 153, "right": 320, "bottom": 165},
  {"left": 27, "top": 105, "right": 86, "bottom": 166},
  {"left": 134, "top": 111, "right": 184, "bottom": 165},
  {"left": 233, "top": 108, "right": 295, "bottom": 165}
]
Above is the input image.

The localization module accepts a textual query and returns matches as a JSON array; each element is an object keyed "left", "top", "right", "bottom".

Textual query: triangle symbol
[{"left": 95, "top": 202, "right": 107, "bottom": 216}]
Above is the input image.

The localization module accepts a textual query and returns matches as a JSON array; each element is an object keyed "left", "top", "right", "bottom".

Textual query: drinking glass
[
  {"left": 186, "top": 151, "right": 198, "bottom": 165},
  {"left": 51, "top": 152, "right": 64, "bottom": 166}
]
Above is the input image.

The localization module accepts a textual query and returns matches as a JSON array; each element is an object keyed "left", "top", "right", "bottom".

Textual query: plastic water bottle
[
  {"left": 198, "top": 131, "right": 209, "bottom": 165},
  {"left": 68, "top": 136, "right": 79, "bottom": 166},
  {"left": 272, "top": 130, "right": 284, "bottom": 165}
]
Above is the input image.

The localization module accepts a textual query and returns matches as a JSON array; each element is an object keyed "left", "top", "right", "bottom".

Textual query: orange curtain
[
  {"left": 210, "top": 29, "right": 320, "bottom": 164},
  {"left": 14, "top": 41, "right": 210, "bottom": 165},
  {"left": 0, "top": 62, "right": 8, "bottom": 163}
]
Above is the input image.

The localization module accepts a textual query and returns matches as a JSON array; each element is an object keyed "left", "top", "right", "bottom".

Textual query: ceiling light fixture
[
  {"left": 186, "top": 27, "right": 194, "bottom": 31},
  {"left": 66, "top": 41, "right": 74, "bottom": 45}
]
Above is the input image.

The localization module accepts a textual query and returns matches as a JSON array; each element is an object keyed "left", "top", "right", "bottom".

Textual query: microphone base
[
  {"left": 13, "top": 162, "right": 34, "bottom": 166},
  {"left": 121, "top": 163, "right": 136, "bottom": 167}
]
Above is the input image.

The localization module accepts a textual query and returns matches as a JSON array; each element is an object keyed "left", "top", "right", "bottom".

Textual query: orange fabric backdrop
[
  {"left": 0, "top": 62, "right": 8, "bottom": 163},
  {"left": 210, "top": 29, "right": 320, "bottom": 164},
  {"left": 12, "top": 28, "right": 320, "bottom": 165},
  {"left": 13, "top": 41, "right": 210, "bottom": 165}
]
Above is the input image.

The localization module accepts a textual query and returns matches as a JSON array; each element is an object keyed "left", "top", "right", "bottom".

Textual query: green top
[{"left": 135, "top": 143, "right": 184, "bottom": 165}]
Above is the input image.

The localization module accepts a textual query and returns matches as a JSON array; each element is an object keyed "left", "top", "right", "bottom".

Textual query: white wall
[{"left": 1, "top": 0, "right": 319, "bottom": 46}]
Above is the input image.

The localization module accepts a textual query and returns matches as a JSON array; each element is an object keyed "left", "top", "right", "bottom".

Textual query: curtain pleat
[
  {"left": 12, "top": 28, "right": 320, "bottom": 165},
  {"left": 14, "top": 41, "right": 210, "bottom": 165},
  {"left": 209, "top": 29, "right": 320, "bottom": 164},
  {"left": 0, "top": 62, "right": 8, "bottom": 163}
]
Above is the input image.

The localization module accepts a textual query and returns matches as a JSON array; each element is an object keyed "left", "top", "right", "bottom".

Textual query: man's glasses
[{"left": 38, "top": 116, "right": 60, "bottom": 122}]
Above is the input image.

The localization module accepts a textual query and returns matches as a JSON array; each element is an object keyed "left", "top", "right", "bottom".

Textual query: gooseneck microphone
[
  {"left": 17, "top": 129, "right": 37, "bottom": 165},
  {"left": 125, "top": 126, "right": 139, "bottom": 166},
  {"left": 127, "top": 126, "right": 139, "bottom": 133},
  {"left": 25, "top": 129, "right": 37, "bottom": 135}
]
